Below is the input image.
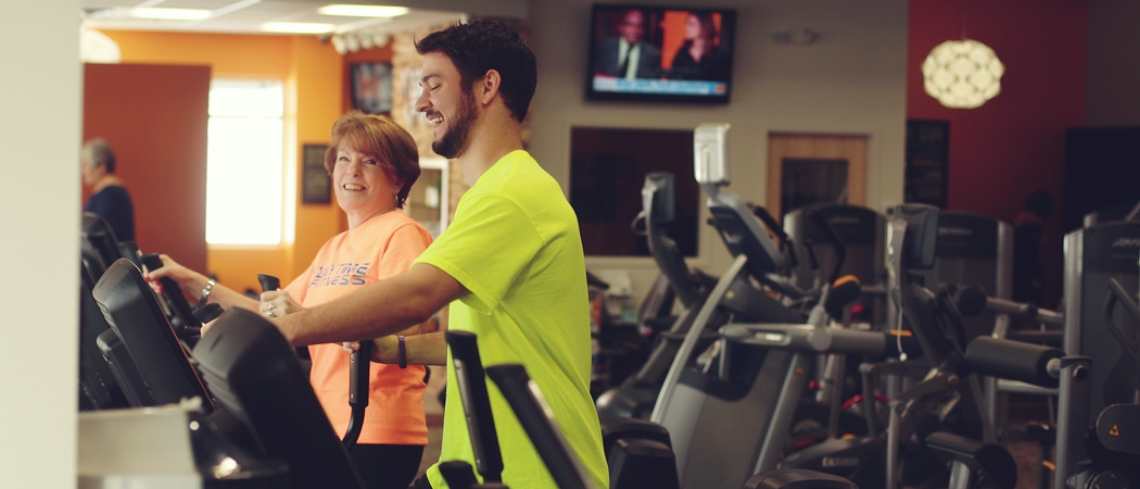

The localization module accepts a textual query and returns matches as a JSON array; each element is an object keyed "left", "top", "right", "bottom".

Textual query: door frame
[{"left": 767, "top": 132, "right": 869, "bottom": 219}]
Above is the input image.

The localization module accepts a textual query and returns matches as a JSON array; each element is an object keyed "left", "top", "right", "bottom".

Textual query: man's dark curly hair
[{"left": 416, "top": 20, "right": 537, "bottom": 122}]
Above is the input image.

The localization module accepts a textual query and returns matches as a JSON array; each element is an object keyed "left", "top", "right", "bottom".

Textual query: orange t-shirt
[{"left": 285, "top": 210, "right": 431, "bottom": 446}]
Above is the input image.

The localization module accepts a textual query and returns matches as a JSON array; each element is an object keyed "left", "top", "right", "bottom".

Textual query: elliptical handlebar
[
  {"left": 693, "top": 124, "right": 794, "bottom": 285},
  {"left": 642, "top": 172, "right": 705, "bottom": 308},
  {"left": 140, "top": 253, "right": 203, "bottom": 337},
  {"left": 749, "top": 204, "right": 799, "bottom": 271},
  {"left": 952, "top": 286, "right": 1063, "bottom": 328},
  {"left": 485, "top": 364, "right": 593, "bottom": 489},
  {"left": 807, "top": 212, "right": 848, "bottom": 283},
  {"left": 257, "top": 274, "right": 281, "bottom": 293},
  {"left": 257, "top": 273, "right": 373, "bottom": 449},
  {"left": 446, "top": 331, "right": 504, "bottom": 483}
]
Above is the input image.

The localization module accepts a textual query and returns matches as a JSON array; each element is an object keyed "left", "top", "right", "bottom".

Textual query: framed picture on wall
[
  {"left": 301, "top": 143, "right": 331, "bottom": 204},
  {"left": 401, "top": 67, "right": 424, "bottom": 131},
  {"left": 904, "top": 119, "right": 950, "bottom": 208},
  {"left": 350, "top": 62, "right": 393, "bottom": 115}
]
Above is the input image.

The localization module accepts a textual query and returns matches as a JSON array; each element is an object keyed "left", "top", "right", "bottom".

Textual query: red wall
[
  {"left": 909, "top": 0, "right": 1087, "bottom": 218},
  {"left": 83, "top": 63, "right": 210, "bottom": 273},
  {"left": 908, "top": 0, "right": 1087, "bottom": 304}
]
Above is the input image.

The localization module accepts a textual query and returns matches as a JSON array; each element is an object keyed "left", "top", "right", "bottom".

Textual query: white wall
[
  {"left": 0, "top": 2, "right": 80, "bottom": 487},
  {"left": 1087, "top": 0, "right": 1140, "bottom": 125},
  {"left": 527, "top": 0, "right": 909, "bottom": 299}
]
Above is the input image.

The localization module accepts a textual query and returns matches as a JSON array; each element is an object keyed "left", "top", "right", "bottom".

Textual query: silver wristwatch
[{"left": 199, "top": 277, "right": 218, "bottom": 303}]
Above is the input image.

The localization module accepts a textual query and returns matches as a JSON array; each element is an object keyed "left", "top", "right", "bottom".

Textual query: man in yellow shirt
[{"left": 265, "top": 20, "right": 609, "bottom": 489}]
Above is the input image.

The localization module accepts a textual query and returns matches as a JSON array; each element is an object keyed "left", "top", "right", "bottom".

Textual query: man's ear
[{"left": 477, "top": 69, "right": 501, "bottom": 106}]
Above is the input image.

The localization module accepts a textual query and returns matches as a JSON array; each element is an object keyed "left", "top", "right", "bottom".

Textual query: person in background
[
  {"left": 596, "top": 8, "right": 661, "bottom": 79},
  {"left": 148, "top": 113, "right": 431, "bottom": 489},
  {"left": 668, "top": 11, "right": 730, "bottom": 81},
  {"left": 82, "top": 138, "right": 135, "bottom": 241}
]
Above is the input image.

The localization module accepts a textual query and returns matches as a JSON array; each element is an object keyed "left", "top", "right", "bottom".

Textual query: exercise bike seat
[{"left": 745, "top": 469, "right": 859, "bottom": 489}]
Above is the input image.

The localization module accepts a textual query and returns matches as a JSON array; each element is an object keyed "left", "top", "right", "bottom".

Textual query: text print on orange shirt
[{"left": 309, "top": 263, "right": 370, "bottom": 288}]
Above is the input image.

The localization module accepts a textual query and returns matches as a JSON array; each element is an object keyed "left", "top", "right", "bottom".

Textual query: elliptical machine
[
  {"left": 638, "top": 124, "right": 889, "bottom": 489},
  {"left": 596, "top": 172, "right": 718, "bottom": 420}
]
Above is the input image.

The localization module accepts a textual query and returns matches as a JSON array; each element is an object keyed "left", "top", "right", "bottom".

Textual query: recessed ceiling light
[
  {"left": 317, "top": 4, "right": 409, "bottom": 18},
  {"left": 129, "top": 7, "right": 212, "bottom": 21},
  {"left": 261, "top": 22, "right": 336, "bottom": 34}
]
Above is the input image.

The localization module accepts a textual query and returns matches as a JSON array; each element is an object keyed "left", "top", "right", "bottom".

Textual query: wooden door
[
  {"left": 767, "top": 133, "right": 869, "bottom": 220},
  {"left": 83, "top": 63, "right": 211, "bottom": 272}
]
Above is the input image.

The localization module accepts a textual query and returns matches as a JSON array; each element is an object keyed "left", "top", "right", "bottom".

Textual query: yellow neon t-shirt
[{"left": 419, "top": 150, "right": 608, "bottom": 489}]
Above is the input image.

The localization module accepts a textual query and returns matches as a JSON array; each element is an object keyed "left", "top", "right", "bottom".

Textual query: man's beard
[{"left": 432, "top": 90, "right": 477, "bottom": 159}]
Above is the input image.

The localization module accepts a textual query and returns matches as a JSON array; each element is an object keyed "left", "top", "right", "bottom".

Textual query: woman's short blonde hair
[{"left": 326, "top": 112, "right": 421, "bottom": 208}]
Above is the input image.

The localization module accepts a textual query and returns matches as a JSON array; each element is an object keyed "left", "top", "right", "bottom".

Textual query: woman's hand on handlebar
[{"left": 143, "top": 254, "right": 207, "bottom": 299}]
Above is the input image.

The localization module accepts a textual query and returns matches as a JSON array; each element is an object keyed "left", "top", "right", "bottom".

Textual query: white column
[{"left": 0, "top": 2, "right": 81, "bottom": 487}]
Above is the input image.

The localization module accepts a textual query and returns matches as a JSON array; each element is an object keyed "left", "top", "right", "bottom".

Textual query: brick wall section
[
  {"left": 389, "top": 25, "right": 468, "bottom": 221},
  {"left": 389, "top": 18, "right": 532, "bottom": 221}
]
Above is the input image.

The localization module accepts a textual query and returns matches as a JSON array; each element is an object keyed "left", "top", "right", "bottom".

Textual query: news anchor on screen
[
  {"left": 668, "top": 12, "right": 730, "bottom": 81},
  {"left": 595, "top": 8, "right": 661, "bottom": 79}
]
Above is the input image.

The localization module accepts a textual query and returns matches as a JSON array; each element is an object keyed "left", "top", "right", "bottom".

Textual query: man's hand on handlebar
[
  {"left": 259, "top": 290, "right": 304, "bottom": 319},
  {"left": 342, "top": 337, "right": 396, "bottom": 364}
]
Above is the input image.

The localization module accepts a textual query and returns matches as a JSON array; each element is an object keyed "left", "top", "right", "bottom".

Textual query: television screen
[{"left": 586, "top": 4, "right": 736, "bottom": 103}]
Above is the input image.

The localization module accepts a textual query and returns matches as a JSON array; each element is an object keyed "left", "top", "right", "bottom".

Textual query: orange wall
[
  {"left": 291, "top": 36, "right": 347, "bottom": 278},
  {"left": 83, "top": 63, "right": 211, "bottom": 274},
  {"left": 101, "top": 30, "right": 360, "bottom": 293},
  {"left": 100, "top": 30, "right": 292, "bottom": 79}
]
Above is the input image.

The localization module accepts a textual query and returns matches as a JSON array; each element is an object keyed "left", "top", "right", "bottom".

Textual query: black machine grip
[
  {"left": 261, "top": 270, "right": 371, "bottom": 449},
  {"left": 808, "top": 213, "right": 848, "bottom": 283},
  {"left": 342, "top": 339, "right": 374, "bottom": 447},
  {"left": 446, "top": 331, "right": 504, "bottom": 482},
  {"left": 751, "top": 205, "right": 798, "bottom": 269},
  {"left": 140, "top": 253, "right": 202, "bottom": 334},
  {"left": 965, "top": 337, "right": 1062, "bottom": 387},
  {"left": 485, "top": 364, "right": 590, "bottom": 489},
  {"left": 258, "top": 274, "right": 281, "bottom": 293},
  {"left": 192, "top": 303, "right": 224, "bottom": 324},
  {"left": 308, "top": 265, "right": 368, "bottom": 448},
  {"left": 348, "top": 341, "right": 374, "bottom": 407},
  {"left": 824, "top": 275, "right": 863, "bottom": 320},
  {"left": 438, "top": 461, "right": 480, "bottom": 488}
]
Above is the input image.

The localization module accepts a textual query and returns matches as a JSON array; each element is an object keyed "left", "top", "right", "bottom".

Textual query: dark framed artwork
[
  {"left": 301, "top": 144, "right": 331, "bottom": 204},
  {"left": 569, "top": 126, "right": 699, "bottom": 256},
  {"left": 904, "top": 119, "right": 950, "bottom": 208},
  {"left": 350, "top": 62, "right": 393, "bottom": 115}
]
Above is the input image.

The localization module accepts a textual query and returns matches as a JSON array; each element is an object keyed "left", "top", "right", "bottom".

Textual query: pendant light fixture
[{"left": 922, "top": 39, "right": 1004, "bottom": 109}]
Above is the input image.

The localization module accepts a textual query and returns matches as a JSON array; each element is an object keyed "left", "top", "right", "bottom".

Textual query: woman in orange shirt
[{"left": 149, "top": 112, "right": 431, "bottom": 489}]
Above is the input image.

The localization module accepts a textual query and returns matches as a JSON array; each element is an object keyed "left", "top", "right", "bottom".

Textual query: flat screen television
[{"left": 586, "top": 4, "right": 736, "bottom": 103}]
